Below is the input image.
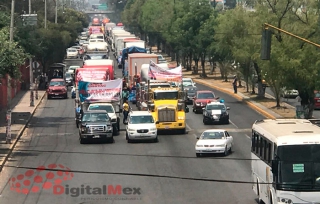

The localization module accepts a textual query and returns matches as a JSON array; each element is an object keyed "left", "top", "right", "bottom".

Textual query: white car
[
  {"left": 182, "top": 78, "right": 196, "bottom": 88},
  {"left": 66, "top": 48, "right": 79, "bottom": 59},
  {"left": 126, "top": 111, "right": 158, "bottom": 143},
  {"left": 195, "top": 129, "right": 233, "bottom": 157},
  {"left": 87, "top": 103, "right": 120, "bottom": 136},
  {"left": 281, "top": 88, "right": 299, "bottom": 99},
  {"left": 67, "top": 66, "right": 80, "bottom": 73}
]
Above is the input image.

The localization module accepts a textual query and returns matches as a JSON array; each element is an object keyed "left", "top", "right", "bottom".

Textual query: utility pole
[
  {"left": 29, "top": 0, "right": 34, "bottom": 107},
  {"left": 44, "top": 0, "right": 47, "bottom": 29},
  {"left": 7, "top": 0, "right": 15, "bottom": 144},
  {"left": 55, "top": 0, "right": 58, "bottom": 23},
  {"left": 9, "top": 0, "right": 14, "bottom": 41}
]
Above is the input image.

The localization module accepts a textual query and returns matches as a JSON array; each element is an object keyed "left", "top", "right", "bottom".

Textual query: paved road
[
  {"left": 265, "top": 87, "right": 320, "bottom": 118},
  {"left": 0, "top": 58, "right": 262, "bottom": 203}
]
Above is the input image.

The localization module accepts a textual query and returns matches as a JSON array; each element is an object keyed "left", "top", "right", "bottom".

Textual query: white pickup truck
[{"left": 87, "top": 39, "right": 108, "bottom": 52}]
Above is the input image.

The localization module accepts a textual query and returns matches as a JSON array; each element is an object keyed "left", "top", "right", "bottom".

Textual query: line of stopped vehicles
[{"left": 71, "top": 78, "right": 233, "bottom": 158}]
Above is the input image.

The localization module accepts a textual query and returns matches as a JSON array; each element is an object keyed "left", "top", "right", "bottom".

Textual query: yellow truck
[{"left": 147, "top": 82, "right": 189, "bottom": 134}]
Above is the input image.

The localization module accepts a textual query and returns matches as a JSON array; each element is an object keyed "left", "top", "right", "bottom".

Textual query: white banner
[
  {"left": 148, "top": 60, "right": 182, "bottom": 82},
  {"left": 78, "top": 79, "right": 123, "bottom": 102}
]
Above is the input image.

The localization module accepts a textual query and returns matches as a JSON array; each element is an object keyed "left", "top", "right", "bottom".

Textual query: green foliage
[
  {"left": 0, "top": 3, "right": 87, "bottom": 77},
  {"left": 121, "top": 0, "right": 320, "bottom": 114},
  {"left": 0, "top": 27, "right": 29, "bottom": 78}
]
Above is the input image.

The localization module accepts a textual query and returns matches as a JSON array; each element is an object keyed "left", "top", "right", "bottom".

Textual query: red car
[
  {"left": 193, "top": 90, "right": 219, "bottom": 113},
  {"left": 47, "top": 79, "right": 68, "bottom": 99},
  {"left": 314, "top": 91, "right": 320, "bottom": 109}
]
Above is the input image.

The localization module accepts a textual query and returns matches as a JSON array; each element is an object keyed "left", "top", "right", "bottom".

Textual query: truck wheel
[
  {"left": 80, "top": 137, "right": 86, "bottom": 144},
  {"left": 154, "top": 137, "right": 159, "bottom": 143},
  {"left": 117, "top": 120, "right": 120, "bottom": 131},
  {"left": 203, "top": 118, "right": 208, "bottom": 125},
  {"left": 113, "top": 125, "right": 119, "bottom": 136},
  {"left": 180, "top": 128, "right": 186, "bottom": 134}
]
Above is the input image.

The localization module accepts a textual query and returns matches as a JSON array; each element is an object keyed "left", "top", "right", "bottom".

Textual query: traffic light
[{"left": 261, "top": 29, "right": 272, "bottom": 60}]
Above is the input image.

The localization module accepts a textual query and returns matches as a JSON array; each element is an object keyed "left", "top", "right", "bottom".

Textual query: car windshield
[
  {"left": 97, "top": 36, "right": 104, "bottom": 39},
  {"left": 49, "top": 81, "right": 65, "bottom": 86},
  {"left": 97, "top": 39, "right": 104, "bottom": 42},
  {"left": 88, "top": 55, "right": 106, "bottom": 59},
  {"left": 153, "top": 91, "right": 178, "bottom": 100},
  {"left": 65, "top": 73, "right": 72, "bottom": 78},
  {"left": 82, "top": 113, "right": 109, "bottom": 122},
  {"left": 88, "top": 105, "right": 114, "bottom": 113},
  {"left": 68, "top": 49, "right": 77, "bottom": 52},
  {"left": 277, "top": 145, "right": 320, "bottom": 191},
  {"left": 206, "top": 104, "right": 225, "bottom": 111},
  {"left": 198, "top": 92, "right": 215, "bottom": 99},
  {"left": 129, "top": 115, "right": 154, "bottom": 124},
  {"left": 201, "top": 132, "right": 225, "bottom": 139},
  {"left": 315, "top": 93, "right": 320, "bottom": 98},
  {"left": 183, "top": 80, "right": 193, "bottom": 86},
  {"left": 157, "top": 55, "right": 164, "bottom": 60},
  {"left": 150, "top": 84, "right": 171, "bottom": 88}
]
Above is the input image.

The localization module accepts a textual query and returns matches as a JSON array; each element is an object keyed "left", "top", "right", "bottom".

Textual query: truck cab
[
  {"left": 147, "top": 86, "right": 189, "bottom": 134},
  {"left": 78, "top": 110, "right": 113, "bottom": 144},
  {"left": 87, "top": 102, "right": 122, "bottom": 136}
]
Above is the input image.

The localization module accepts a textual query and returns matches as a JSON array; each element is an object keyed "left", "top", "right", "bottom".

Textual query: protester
[{"left": 122, "top": 100, "right": 130, "bottom": 124}]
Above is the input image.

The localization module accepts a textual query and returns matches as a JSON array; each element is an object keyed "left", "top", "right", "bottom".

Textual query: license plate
[
  {"left": 165, "top": 126, "right": 169, "bottom": 129},
  {"left": 93, "top": 135, "right": 100, "bottom": 138}
]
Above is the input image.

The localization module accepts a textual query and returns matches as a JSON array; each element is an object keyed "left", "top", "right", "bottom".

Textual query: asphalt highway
[{"left": 0, "top": 58, "right": 263, "bottom": 204}]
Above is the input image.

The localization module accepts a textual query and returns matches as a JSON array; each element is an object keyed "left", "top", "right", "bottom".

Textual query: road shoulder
[{"left": 0, "top": 91, "right": 46, "bottom": 171}]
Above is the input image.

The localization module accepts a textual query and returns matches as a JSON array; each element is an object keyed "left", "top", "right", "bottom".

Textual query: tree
[{"left": 0, "top": 27, "right": 29, "bottom": 79}]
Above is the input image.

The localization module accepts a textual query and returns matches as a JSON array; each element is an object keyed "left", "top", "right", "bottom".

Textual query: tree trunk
[
  {"left": 201, "top": 53, "right": 207, "bottom": 78},
  {"left": 194, "top": 59, "right": 199, "bottom": 74},
  {"left": 300, "top": 92, "right": 315, "bottom": 119},
  {"left": 253, "top": 62, "right": 265, "bottom": 98}
]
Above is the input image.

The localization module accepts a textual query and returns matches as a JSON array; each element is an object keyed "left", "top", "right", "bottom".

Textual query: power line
[
  {"left": 9, "top": 149, "right": 257, "bottom": 161},
  {"left": 3, "top": 164, "right": 318, "bottom": 187}
]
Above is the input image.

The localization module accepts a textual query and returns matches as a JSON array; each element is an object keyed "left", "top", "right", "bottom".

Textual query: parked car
[
  {"left": 66, "top": 48, "right": 79, "bottom": 59},
  {"left": 314, "top": 91, "right": 320, "bottom": 109},
  {"left": 195, "top": 129, "right": 233, "bottom": 157},
  {"left": 47, "top": 78, "right": 67, "bottom": 99},
  {"left": 281, "top": 88, "right": 299, "bottom": 99}
]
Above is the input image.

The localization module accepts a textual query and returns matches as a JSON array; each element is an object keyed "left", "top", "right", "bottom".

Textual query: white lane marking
[
  {"left": 245, "top": 134, "right": 251, "bottom": 139},
  {"left": 186, "top": 123, "right": 192, "bottom": 131},
  {"left": 229, "top": 119, "right": 239, "bottom": 128}
]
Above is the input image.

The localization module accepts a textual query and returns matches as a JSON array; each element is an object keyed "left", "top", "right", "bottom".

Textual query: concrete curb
[
  {"left": 193, "top": 79, "right": 277, "bottom": 120},
  {"left": 0, "top": 92, "right": 46, "bottom": 172}
]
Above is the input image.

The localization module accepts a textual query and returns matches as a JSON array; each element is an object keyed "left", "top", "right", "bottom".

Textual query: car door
[{"left": 224, "top": 131, "right": 231, "bottom": 146}]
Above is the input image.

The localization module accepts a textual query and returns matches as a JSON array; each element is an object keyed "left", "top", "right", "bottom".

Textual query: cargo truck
[
  {"left": 127, "top": 53, "right": 158, "bottom": 84},
  {"left": 125, "top": 41, "right": 145, "bottom": 49}
]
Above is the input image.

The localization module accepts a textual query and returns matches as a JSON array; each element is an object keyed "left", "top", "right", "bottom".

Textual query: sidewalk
[
  {"left": 156, "top": 50, "right": 296, "bottom": 119},
  {"left": 0, "top": 90, "right": 46, "bottom": 171}
]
